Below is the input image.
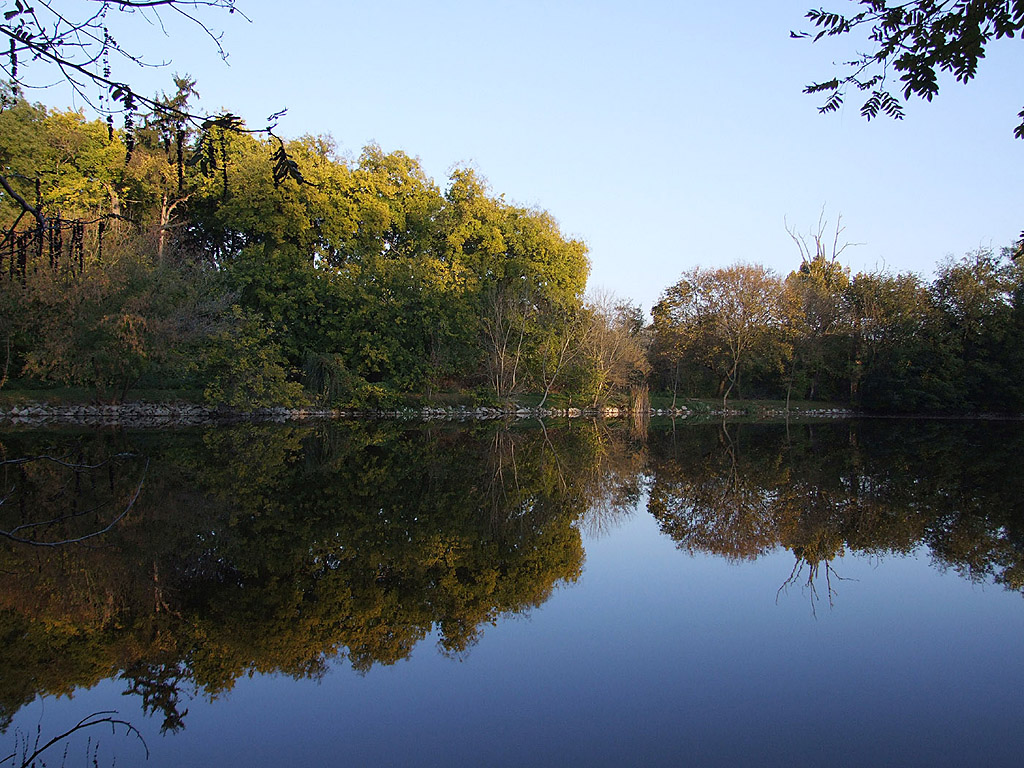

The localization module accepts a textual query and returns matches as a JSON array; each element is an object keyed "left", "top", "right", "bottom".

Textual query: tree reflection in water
[
  {"left": 0, "top": 418, "right": 1022, "bottom": 733},
  {"left": 646, "top": 419, "right": 1024, "bottom": 607},
  {"left": 0, "top": 422, "right": 625, "bottom": 732}
]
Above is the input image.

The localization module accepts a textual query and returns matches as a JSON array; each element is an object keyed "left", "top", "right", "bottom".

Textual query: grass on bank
[
  {"left": 647, "top": 393, "right": 851, "bottom": 414},
  {"left": 0, "top": 382, "right": 851, "bottom": 414},
  {"left": 0, "top": 382, "right": 205, "bottom": 408}
]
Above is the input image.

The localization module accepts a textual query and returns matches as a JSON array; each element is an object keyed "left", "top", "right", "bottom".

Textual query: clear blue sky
[{"left": 55, "top": 0, "right": 1024, "bottom": 311}]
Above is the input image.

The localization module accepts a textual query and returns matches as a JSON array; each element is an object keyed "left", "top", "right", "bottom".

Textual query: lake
[{"left": 2, "top": 418, "right": 1023, "bottom": 767}]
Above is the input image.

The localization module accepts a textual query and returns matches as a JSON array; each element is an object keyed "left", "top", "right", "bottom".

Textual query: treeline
[
  {"left": 2, "top": 83, "right": 1021, "bottom": 413},
  {"left": 0, "top": 82, "right": 649, "bottom": 408},
  {"left": 651, "top": 247, "right": 1024, "bottom": 413}
]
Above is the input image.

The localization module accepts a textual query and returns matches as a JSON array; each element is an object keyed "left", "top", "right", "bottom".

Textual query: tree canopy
[
  {"left": 0, "top": 0, "right": 304, "bottom": 224},
  {"left": 0, "top": 92, "right": 600, "bottom": 407},
  {"left": 650, "top": 244, "right": 1024, "bottom": 413}
]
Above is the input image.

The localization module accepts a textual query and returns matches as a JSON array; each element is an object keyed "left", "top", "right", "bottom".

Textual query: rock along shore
[{"left": 0, "top": 401, "right": 857, "bottom": 428}]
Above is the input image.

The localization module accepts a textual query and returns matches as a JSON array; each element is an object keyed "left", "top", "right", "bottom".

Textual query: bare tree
[
  {"left": 582, "top": 290, "right": 650, "bottom": 409},
  {"left": 480, "top": 281, "right": 532, "bottom": 398},
  {"left": 782, "top": 209, "right": 857, "bottom": 407},
  {"left": 784, "top": 207, "right": 858, "bottom": 265}
]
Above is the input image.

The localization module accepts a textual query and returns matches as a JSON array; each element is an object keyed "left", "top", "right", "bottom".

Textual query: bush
[{"left": 201, "top": 307, "right": 306, "bottom": 408}]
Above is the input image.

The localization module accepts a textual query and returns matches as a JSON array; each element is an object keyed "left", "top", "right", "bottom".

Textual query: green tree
[
  {"left": 121, "top": 76, "right": 202, "bottom": 261},
  {"left": 929, "top": 247, "right": 1024, "bottom": 411},
  {"left": 439, "top": 168, "right": 589, "bottom": 398},
  {"left": 651, "top": 286, "right": 701, "bottom": 406},
  {"left": 201, "top": 306, "right": 306, "bottom": 408},
  {"left": 0, "top": 91, "right": 127, "bottom": 229},
  {"left": 16, "top": 248, "right": 230, "bottom": 400},
  {"left": 783, "top": 214, "right": 854, "bottom": 403},
  {"left": 0, "top": 0, "right": 290, "bottom": 227},
  {"left": 652, "top": 264, "right": 789, "bottom": 407},
  {"left": 844, "top": 269, "right": 938, "bottom": 410}
]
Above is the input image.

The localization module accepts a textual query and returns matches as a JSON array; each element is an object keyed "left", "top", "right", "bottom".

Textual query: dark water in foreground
[{"left": 2, "top": 419, "right": 1023, "bottom": 767}]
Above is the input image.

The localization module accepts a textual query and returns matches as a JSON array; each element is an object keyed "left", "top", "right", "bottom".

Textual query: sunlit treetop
[{"left": 0, "top": 0, "right": 303, "bottom": 220}]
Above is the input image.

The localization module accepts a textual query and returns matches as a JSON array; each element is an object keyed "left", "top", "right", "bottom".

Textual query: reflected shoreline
[{"left": 2, "top": 419, "right": 1022, "bottom": 733}]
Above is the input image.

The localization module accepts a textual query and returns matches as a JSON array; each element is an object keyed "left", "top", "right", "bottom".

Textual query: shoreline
[
  {"left": 0, "top": 401, "right": 860, "bottom": 428},
  {"left": 0, "top": 401, "right": 1019, "bottom": 428}
]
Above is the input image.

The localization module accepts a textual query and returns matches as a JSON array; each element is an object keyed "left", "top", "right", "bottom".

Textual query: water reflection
[
  {"left": 0, "top": 422, "right": 639, "bottom": 733},
  {"left": 647, "top": 421, "right": 1024, "bottom": 599},
  {"left": 1, "top": 419, "right": 1022, "bottom": 736}
]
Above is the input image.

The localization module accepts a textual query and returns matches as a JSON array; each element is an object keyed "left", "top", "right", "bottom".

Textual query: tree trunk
[
  {"left": 158, "top": 193, "right": 170, "bottom": 263},
  {"left": 671, "top": 359, "right": 680, "bottom": 409}
]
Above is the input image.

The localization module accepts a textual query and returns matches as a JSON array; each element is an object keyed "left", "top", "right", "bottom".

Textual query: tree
[
  {"left": 653, "top": 264, "right": 789, "bottom": 408},
  {"left": 798, "top": 0, "right": 1024, "bottom": 286},
  {"left": 16, "top": 247, "right": 231, "bottom": 401},
  {"left": 0, "top": 88, "right": 127, "bottom": 229},
  {"left": 123, "top": 76, "right": 201, "bottom": 261},
  {"left": 795, "top": 1, "right": 1024, "bottom": 138},
  {"left": 440, "top": 168, "right": 589, "bottom": 399},
  {"left": 200, "top": 306, "right": 306, "bottom": 407},
  {"left": 783, "top": 213, "right": 854, "bottom": 404},
  {"left": 576, "top": 293, "right": 651, "bottom": 409},
  {"left": 844, "top": 268, "right": 937, "bottom": 409},
  {"left": 651, "top": 287, "right": 696, "bottom": 406},
  {"left": 928, "top": 246, "right": 1024, "bottom": 410},
  {"left": 1, "top": 0, "right": 301, "bottom": 228}
]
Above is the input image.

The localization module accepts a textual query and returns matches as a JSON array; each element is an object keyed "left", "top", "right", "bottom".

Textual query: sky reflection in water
[{"left": 4, "top": 421, "right": 1024, "bottom": 767}]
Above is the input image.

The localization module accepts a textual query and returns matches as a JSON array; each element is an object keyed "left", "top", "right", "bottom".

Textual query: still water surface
[{"left": 2, "top": 419, "right": 1023, "bottom": 766}]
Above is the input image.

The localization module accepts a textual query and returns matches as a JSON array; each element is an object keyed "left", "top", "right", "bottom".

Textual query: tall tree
[
  {"left": 844, "top": 269, "right": 937, "bottom": 410},
  {"left": 929, "top": 247, "right": 1024, "bottom": 411},
  {"left": 784, "top": 213, "right": 855, "bottom": 403},
  {"left": 440, "top": 168, "right": 589, "bottom": 398}
]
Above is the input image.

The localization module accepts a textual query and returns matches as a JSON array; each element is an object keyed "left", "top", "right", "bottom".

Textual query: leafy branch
[
  {"left": 794, "top": 0, "right": 1024, "bottom": 136},
  {"left": 0, "top": 0, "right": 307, "bottom": 221}
]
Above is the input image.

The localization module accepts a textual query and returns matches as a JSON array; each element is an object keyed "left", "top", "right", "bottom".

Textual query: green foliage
[
  {"left": 11, "top": 83, "right": 1022, "bottom": 415},
  {"left": 0, "top": 90, "right": 127, "bottom": 227},
  {"left": 201, "top": 307, "right": 306, "bottom": 408},
  {"left": 440, "top": 168, "right": 590, "bottom": 398},
  {"left": 783, "top": 254, "right": 851, "bottom": 401},
  {"left": 12, "top": 247, "right": 227, "bottom": 401},
  {"left": 651, "top": 263, "right": 789, "bottom": 406},
  {"left": 649, "top": 244, "right": 1024, "bottom": 414},
  {"left": 927, "top": 247, "right": 1024, "bottom": 411},
  {"left": 1, "top": 86, "right": 596, "bottom": 407}
]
